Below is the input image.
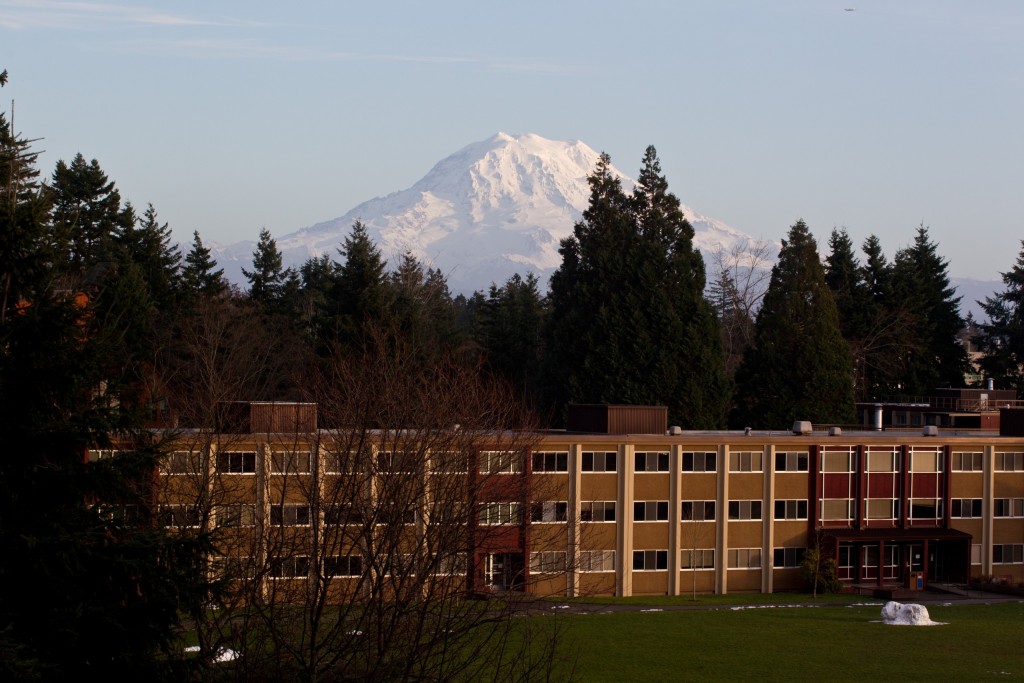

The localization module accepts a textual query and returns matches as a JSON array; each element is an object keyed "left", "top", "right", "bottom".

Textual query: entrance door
[{"left": 485, "top": 553, "right": 525, "bottom": 591}]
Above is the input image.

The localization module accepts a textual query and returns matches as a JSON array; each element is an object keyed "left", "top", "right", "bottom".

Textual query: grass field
[{"left": 561, "top": 601, "right": 1024, "bottom": 681}]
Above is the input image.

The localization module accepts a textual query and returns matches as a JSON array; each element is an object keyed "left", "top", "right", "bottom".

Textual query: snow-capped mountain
[{"left": 214, "top": 132, "right": 768, "bottom": 294}]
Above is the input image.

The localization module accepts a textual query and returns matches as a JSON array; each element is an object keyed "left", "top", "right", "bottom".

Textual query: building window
[
  {"left": 324, "top": 504, "right": 364, "bottom": 526},
  {"left": 681, "top": 500, "right": 716, "bottom": 522},
  {"left": 532, "top": 451, "right": 568, "bottom": 472},
  {"left": 324, "top": 555, "right": 362, "bottom": 577},
  {"left": 164, "top": 450, "right": 202, "bottom": 475},
  {"left": 995, "top": 452, "right": 1024, "bottom": 472},
  {"left": 378, "top": 505, "right": 416, "bottom": 525},
  {"left": 864, "top": 498, "right": 898, "bottom": 520},
  {"left": 214, "top": 504, "right": 257, "bottom": 527},
  {"left": 951, "top": 499, "right": 983, "bottom": 518},
  {"left": 773, "top": 499, "right": 808, "bottom": 520},
  {"left": 270, "top": 504, "right": 311, "bottom": 526},
  {"left": 635, "top": 451, "right": 670, "bottom": 472},
  {"left": 866, "top": 448, "right": 899, "bottom": 473},
  {"left": 212, "top": 555, "right": 254, "bottom": 580},
  {"left": 994, "top": 498, "right": 1024, "bottom": 518},
  {"left": 727, "top": 548, "right": 762, "bottom": 569},
  {"left": 271, "top": 450, "right": 312, "bottom": 474},
  {"left": 530, "top": 551, "right": 566, "bottom": 574},
  {"left": 479, "top": 502, "right": 522, "bottom": 525},
  {"left": 728, "top": 500, "right": 762, "bottom": 521},
  {"left": 634, "top": 501, "right": 669, "bottom": 522},
  {"left": 952, "top": 452, "right": 983, "bottom": 472},
  {"left": 729, "top": 451, "right": 762, "bottom": 472},
  {"left": 580, "top": 501, "right": 616, "bottom": 522},
  {"left": 582, "top": 451, "right": 617, "bottom": 472},
  {"left": 775, "top": 451, "right": 808, "bottom": 472},
  {"left": 821, "top": 499, "right": 853, "bottom": 521},
  {"left": 910, "top": 448, "right": 943, "bottom": 473},
  {"left": 88, "top": 449, "right": 121, "bottom": 462},
  {"left": 270, "top": 555, "right": 309, "bottom": 579},
  {"left": 909, "top": 498, "right": 942, "bottom": 520},
  {"left": 580, "top": 550, "right": 616, "bottom": 572},
  {"left": 376, "top": 450, "right": 419, "bottom": 473},
  {"left": 681, "top": 548, "right": 715, "bottom": 570},
  {"left": 216, "top": 451, "right": 256, "bottom": 474},
  {"left": 432, "top": 553, "right": 467, "bottom": 576},
  {"left": 682, "top": 451, "right": 716, "bottom": 472},
  {"left": 159, "top": 505, "right": 201, "bottom": 528},
  {"left": 479, "top": 450, "right": 521, "bottom": 474},
  {"left": 821, "top": 450, "right": 854, "bottom": 473},
  {"left": 323, "top": 450, "right": 365, "bottom": 474},
  {"left": 773, "top": 547, "right": 806, "bottom": 568},
  {"left": 993, "top": 544, "right": 1024, "bottom": 564},
  {"left": 970, "top": 544, "right": 982, "bottom": 565},
  {"left": 428, "top": 450, "right": 469, "bottom": 473},
  {"left": 632, "top": 550, "right": 668, "bottom": 571},
  {"left": 531, "top": 501, "right": 568, "bottom": 523}
]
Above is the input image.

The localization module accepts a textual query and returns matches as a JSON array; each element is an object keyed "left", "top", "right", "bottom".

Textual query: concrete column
[
  {"left": 763, "top": 445, "right": 775, "bottom": 594},
  {"left": 617, "top": 443, "right": 634, "bottom": 597},
  {"left": 668, "top": 444, "right": 681, "bottom": 596},
  {"left": 717, "top": 444, "right": 729, "bottom": 595},
  {"left": 983, "top": 445, "right": 994, "bottom": 576},
  {"left": 567, "top": 443, "right": 581, "bottom": 598}
]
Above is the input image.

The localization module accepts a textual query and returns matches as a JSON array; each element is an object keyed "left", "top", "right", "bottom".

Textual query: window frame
[{"left": 632, "top": 549, "right": 669, "bottom": 571}]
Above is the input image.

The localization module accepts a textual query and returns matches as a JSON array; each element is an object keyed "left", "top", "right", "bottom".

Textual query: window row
[{"left": 993, "top": 544, "right": 1024, "bottom": 564}]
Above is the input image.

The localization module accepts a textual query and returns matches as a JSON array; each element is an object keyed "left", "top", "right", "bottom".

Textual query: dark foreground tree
[
  {"left": 732, "top": 220, "right": 854, "bottom": 428},
  {"left": 0, "top": 113, "right": 211, "bottom": 679}
]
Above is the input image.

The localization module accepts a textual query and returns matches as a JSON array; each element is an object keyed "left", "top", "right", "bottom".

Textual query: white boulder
[{"left": 881, "top": 601, "right": 940, "bottom": 626}]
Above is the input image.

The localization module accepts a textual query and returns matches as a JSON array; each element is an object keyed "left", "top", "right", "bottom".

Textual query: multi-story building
[{"left": 132, "top": 402, "right": 1024, "bottom": 599}]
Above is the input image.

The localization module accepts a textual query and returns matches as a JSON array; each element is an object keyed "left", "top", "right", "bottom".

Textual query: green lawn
[{"left": 562, "top": 601, "right": 1024, "bottom": 681}]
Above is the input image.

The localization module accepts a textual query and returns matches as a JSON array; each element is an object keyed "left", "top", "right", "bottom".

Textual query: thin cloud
[
  {"left": 127, "top": 38, "right": 574, "bottom": 73},
  {"left": 0, "top": 0, "right": 260, "bottom": 30}
]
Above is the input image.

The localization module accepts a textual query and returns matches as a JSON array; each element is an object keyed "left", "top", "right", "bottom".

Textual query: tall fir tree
[
  {"left": 545, "top": 147, "right": 729, "bottom": 428},
  {"left": 824, "top": 228, "right": 874, "bottom": 400},
  {"left": 890, "top": 225, "right": 968, "bottom": 394},
  {"left": 181, "top": 230, "right": 227, "bottom": 300},
  {"left": 977, "top": 241, "right": 1024, "bottom": 394},
  {"left": 115, "top": 203, "right": 181, "bottom": 311},
  {"left": 0, "top": 104, "right": 211, "bottom": 678},
  {"left": 49, "top": 153, "right": 125, "bottom": 272},
  {"left": 321, "top": 220, "right": 388, "bottom": 349},
  {"left": 243, "top": 227, "right": 294, "bottom": 310},
  {"left": 732, "top": 220, "right": 854, "bottom": 428},
  {"left": 479, "top": 273, "right": 546, "bottom": 400}
]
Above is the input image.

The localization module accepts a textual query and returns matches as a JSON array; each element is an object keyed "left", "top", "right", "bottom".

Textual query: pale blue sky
[{"left": 2, "top": 1, "right": 1022, "bottom": 279}]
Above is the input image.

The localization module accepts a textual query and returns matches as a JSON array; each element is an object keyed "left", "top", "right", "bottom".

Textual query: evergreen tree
[
  {"left": 545, "top": 147, "right": 729, "bottom": 428},
  {"left": 890, "top": 225, "right": 968, "bottom": 394},
  {"left": 50, "top": 153, "right": 124, "bottom": 272},
  {"left": 479, "top": 273, "right": 546, "bottom": 399},
  {"left": 732, "top": 220, "right": 854, "bottom": 428},
  {"left": 0, "top": 110, "right": 51, "bottom": 318},
  {"left": 181, "top": 230, "right": 227, "bottom": 300},
  {"left": 115, "top": 203, "right": 181, "bottom": 310},
  {"left": 242, "top": 227, "right": 295, "bottom": 310},
  {"left": 824, "top": 228, "right": 874, "bottom": 400},
  {"left": 0, "top": 107, "right": 210, "bottom": 678},
  {"left": 322, "top": 221, "right": 388, "bottom": 348},
  {"left": 977, "top": 241, "right": 1024, "bottom": 394}
]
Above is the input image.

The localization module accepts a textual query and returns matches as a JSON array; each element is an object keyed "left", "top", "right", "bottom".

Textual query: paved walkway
[{"left": 534, "top": 589, "right": 1024, "bottom": 615}]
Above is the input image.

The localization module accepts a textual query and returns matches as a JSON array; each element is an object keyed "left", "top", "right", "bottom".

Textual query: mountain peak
[{"left": 217, "top": 133, "right": 764, "bottom": 294}]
